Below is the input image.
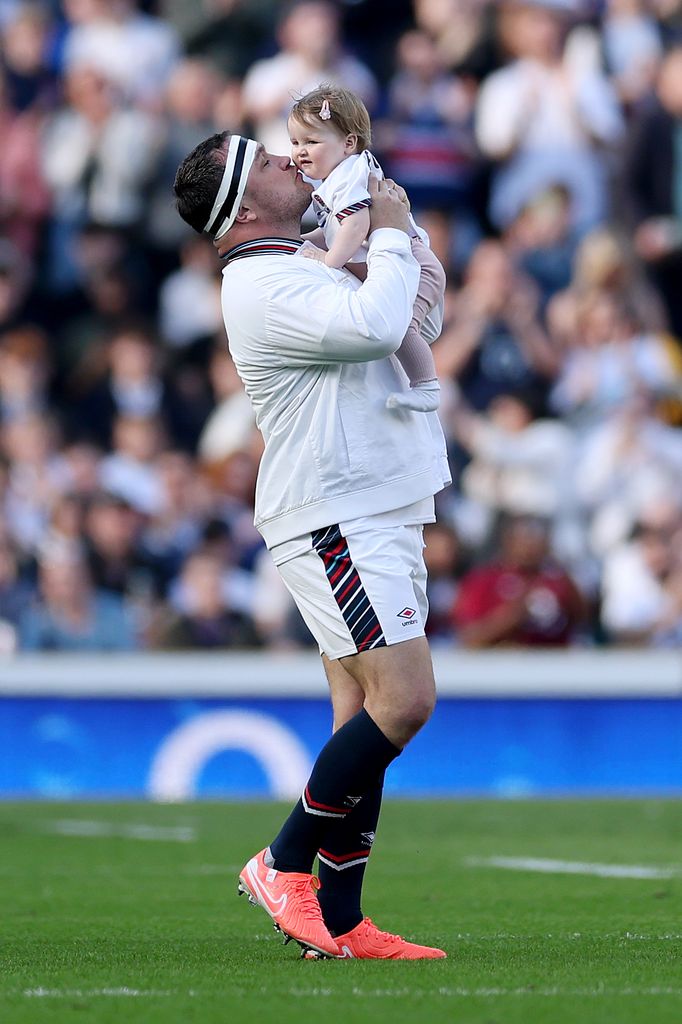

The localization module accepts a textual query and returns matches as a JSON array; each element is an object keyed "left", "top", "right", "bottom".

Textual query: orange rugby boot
[
  {"left": 331, "top": 917, "right": 447, "bottom": 959},
  {"left": 238, "top": 848, "right": 339, "bottom": 958}
]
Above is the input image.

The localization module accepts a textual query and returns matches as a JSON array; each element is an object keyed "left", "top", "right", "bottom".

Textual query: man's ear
[{"left": 234, "top": 204, "right": 257, "bottom": 224}]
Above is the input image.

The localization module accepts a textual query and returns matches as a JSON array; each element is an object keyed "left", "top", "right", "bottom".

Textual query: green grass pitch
[{"left": 1, "top": 800, "right": 681, "bottom": 1024}]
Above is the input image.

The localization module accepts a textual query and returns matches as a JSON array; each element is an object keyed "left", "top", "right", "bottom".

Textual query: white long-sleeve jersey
[{"left": 220, "top": 227, "right": 450, "bottom": 548}]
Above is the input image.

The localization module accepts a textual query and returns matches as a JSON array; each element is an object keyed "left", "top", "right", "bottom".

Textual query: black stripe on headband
[{"left": 206, "top": 136, "right": 248, "bottom": 237}]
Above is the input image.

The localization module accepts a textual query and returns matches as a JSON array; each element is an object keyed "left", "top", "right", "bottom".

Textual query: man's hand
[
  {"left": 368, "top": 176, "right": 411, "bottom": 235},
  {"left": 383, "top": 178, "right": 411, "bottom": 213}
]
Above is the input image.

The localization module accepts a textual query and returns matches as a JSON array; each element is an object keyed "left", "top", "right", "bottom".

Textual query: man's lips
[{"left": 292, "top": 166, "right": 313, "bottom": 187}]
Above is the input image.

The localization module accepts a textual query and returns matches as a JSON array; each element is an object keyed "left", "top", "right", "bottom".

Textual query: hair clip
[{"left": 319, "top": 99, "right": 331, "bottom": 120}]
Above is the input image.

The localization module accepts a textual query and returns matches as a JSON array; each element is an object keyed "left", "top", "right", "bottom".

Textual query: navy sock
[
  {"left": 317, "top": 772, "right": 384, "bottom": 936},
  {"left": 269, "top": 709, "right": 399, "bottom": 874}
]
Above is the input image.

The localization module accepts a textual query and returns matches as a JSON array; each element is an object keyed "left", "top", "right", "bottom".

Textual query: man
[
  {"left": 173, "top": 131, "right": 450, "bottom": 959},
  {"left": 453, "top": 515, "right": 584, "bottom": 648}
]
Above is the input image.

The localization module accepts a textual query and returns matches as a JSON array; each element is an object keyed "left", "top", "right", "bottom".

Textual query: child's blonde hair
[{"left": 289, "top": 84, "right": 372, "bottom": 152}]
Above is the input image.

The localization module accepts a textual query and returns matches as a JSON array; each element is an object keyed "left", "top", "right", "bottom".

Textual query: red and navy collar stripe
[
  {"left": 312, "top": 193, "right": 331, "bottom": 213},
  {"left": 221, "top": 237, "right": 303, "bottom": 263}
]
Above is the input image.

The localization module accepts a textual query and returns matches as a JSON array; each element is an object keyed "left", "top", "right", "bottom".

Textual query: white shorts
[{"left": 275, "top": 522, "right": 428, "bottom": 660}]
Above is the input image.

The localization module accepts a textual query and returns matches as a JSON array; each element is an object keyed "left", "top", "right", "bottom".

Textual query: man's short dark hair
[{"left": 173, "top": 131, "right": 230, "bottom": 234}]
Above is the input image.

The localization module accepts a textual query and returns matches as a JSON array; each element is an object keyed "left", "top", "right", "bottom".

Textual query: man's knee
[
  {"left": 341, "top": 637, "right": 437, "bottom": 746},
  {"left": 398, "top": 685, "right": 436, "bottom": 738}
]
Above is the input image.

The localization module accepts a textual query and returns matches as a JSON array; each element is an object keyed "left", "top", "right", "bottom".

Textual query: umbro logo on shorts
[{"left": 397, "top": 607, "right": 416, "bottom": 619}]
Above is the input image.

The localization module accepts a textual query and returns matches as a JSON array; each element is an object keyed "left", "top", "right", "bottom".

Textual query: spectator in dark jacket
[
  {"left": 158, "top": 550, "right": 260, "bottom": 649},
  {"left": 627, "top": 46, "right": 682, "bottom": 337}
]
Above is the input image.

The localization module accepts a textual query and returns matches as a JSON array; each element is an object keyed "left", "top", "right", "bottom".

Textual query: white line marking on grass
[
  {"left": 285, "top": 986, "right": 682, "bottom": 999},
  {"left": 23, "top": 988, "right": 196, "bottom": 998},
  {"left": 43, "top": 820, "right": 196, "bottom": 842},
  {"left": 452, "top": 932, "right": 682, "bottom": 941},
  {"left": 465, "top": 856, "right": 682, "bottom": 880}
]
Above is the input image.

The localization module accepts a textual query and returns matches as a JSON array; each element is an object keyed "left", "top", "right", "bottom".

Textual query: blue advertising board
[{"left": 1, "top": 695, "right": 681, "bottom": 798}]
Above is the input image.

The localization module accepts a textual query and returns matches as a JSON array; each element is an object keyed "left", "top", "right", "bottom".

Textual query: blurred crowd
[{"left": 3, "top": 0, "right": 682, "bottom": 653}]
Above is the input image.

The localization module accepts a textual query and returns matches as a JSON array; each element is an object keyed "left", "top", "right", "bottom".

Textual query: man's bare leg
[
  {"left": 266, "top": 636, "right": 433, "bottom": 868},
  {"left": 322, "top": 654, "right": 364, "bottom": 733},
  {"left": 339, "top": 636, "right": 437, "bottom": 748},
  {"left": 314, "top": 656, "right": 379, "bottom": 932},
  {"left": 240, "top": 638, "right": 443, "bottom": 957},
  {"left": 311, "top": 641, "right": 445, "bottom": 958},
  {"left": 315, "top": 642, "right": 435, "bottom": 933}
]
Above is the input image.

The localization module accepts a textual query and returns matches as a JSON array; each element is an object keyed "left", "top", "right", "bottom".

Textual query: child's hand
[{"left": 296, "top": 241, "right": 327, "bottom": 263}]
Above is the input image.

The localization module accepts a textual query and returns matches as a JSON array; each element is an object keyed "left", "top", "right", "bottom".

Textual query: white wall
[{"left": 2, "top": 650, "right": 681, "bottom": 698}]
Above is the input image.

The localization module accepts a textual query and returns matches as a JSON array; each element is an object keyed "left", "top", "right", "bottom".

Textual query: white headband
[{"left": 204, "top": 135, "right": 259, "bottom": 240}]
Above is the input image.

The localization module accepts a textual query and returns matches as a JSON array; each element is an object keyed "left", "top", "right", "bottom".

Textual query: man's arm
[
  {"left": 453, "top": 571, "right": 529, "bottom": 648},
  {"left": 456, "top": 598, "right": 529, "bottom": 648},
  {"left": 262, "top": 178, "right": 420, "bottom": 366}
]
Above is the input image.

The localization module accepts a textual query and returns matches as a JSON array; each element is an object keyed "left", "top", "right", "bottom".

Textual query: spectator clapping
[{"left": 1, "top": 0, "right": 682, "bottom": 651}]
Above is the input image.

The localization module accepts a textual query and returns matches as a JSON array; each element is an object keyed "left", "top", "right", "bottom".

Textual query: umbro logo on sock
[{"left": 360, "top": 831, "right": 375, "bottom": 847}]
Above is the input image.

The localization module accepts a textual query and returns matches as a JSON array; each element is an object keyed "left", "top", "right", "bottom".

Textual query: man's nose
[{"left": 277, "top": 155, "right": 292, "bottom": 169}]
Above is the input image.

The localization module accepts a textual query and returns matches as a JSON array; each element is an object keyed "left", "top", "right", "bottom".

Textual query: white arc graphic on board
[{"left": 147, "top": 710, "right": 312, "bottom": 801}]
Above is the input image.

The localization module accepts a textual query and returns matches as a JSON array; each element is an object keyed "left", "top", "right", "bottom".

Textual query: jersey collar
[{"left": 221, "top": 237, "right": 303, "bottom": 263}]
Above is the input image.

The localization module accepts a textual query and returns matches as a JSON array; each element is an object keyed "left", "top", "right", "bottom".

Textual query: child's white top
[{"left": 312, "top": 150, "right": 426, "bottom": 263}]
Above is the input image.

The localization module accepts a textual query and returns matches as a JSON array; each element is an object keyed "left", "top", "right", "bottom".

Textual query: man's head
[
  {"left": 180, "top": 550, "right": 225, "bottom": 619},
  {"left": 486, "top": 391, "right": 538, "bottom": 433},
  {"left": 173, "top": 131, "right": 312, "bottom": 249},
  {"left": 499, "top": 1, "right": 568, "bottom": 63},
  {"left": 86, "top": 491, "right": 138, "bottom": 555},
  {"left": 38, "top": 544, "right": 92, "bottom": 611},
  {"left": 500, "top": 515, "right": 551, "bottom": 572},
  {"left": 278, "top": 1, "right": 340, "bottom": 65}
]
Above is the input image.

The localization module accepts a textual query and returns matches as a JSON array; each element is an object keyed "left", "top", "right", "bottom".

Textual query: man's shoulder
[
  {"left": 221, "top": 252, "right": 324, "bottom": 279},
  {"left": 221, "top": 253, "right": 302, "bottom": 282},
  {"left": 221, "top": 253, "right": 348, "bottom": 311}
]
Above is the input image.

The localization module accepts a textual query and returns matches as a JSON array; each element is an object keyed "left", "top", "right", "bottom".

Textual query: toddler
[{"left": 288, "top": 85, "right": 445, "bottom": 413}]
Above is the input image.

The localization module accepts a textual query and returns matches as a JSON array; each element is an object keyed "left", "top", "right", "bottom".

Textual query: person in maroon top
[{"left": 453, "top": 515, "right": 584, "bottom": 647}]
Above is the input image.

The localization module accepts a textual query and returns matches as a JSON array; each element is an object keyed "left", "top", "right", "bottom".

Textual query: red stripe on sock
[
  {"left": 318, "top": 848, "right": 370, "bottom": 863},
  {"left": 304, "top": 785, "right": 348, "bottom": 815}
]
